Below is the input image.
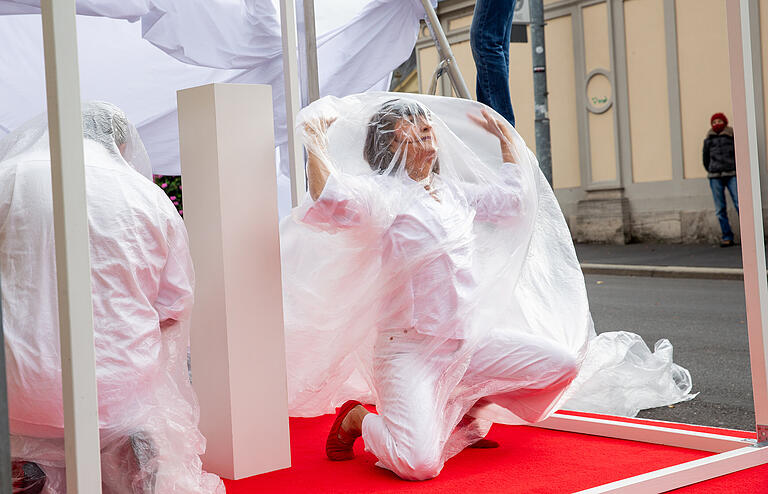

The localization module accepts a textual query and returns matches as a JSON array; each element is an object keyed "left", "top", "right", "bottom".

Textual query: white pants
[{"left": 361, "top": 328, "right": 578, "bottom": 480}]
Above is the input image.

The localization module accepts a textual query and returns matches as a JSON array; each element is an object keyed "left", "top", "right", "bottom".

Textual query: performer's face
[{"left": 390, "top": 115, "right": 437, "bottom": 180}]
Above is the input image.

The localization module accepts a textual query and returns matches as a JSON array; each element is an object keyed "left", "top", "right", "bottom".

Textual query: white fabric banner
[{"left": 0, "top": 0, "right": 425, "bottom": 181}]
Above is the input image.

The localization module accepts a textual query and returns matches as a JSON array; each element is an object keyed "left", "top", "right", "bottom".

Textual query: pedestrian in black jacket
[{"left": 703, "top": 112, "right": 738, "bottom": 247}]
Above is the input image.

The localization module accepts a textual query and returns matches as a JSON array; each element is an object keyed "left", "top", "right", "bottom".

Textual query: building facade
[{"left": 401, "top": 0, "right": 768, "bottom": 243}]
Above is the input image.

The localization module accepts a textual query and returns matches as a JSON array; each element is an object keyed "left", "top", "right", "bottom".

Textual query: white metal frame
[
  {"left": 280, "top": 0, "right": 321, "bottom": 207},
  {"left": 533, "top": 412, "right": 754, "bottom": 453},
  {"left": 296, "top": 0, "right": 320, "bottom": 105},
  {"left": 576, "top": 446, "right": 768, "bottom": 493},
  {"left": 40, "top": 0, "right": 102, "bottom": 492},
  {"left": 729, "top": 0, "right": 768, "bottom": 441}
]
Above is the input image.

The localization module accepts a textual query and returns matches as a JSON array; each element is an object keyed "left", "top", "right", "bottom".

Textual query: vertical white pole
[
  {"left": 295, "top": 0, "right": 319, "bottom": 106},
  {"left": 301, "top": 0, "right": 320, "bottom": 103},
  {"left": 40, "top": 1, "right": 103, "bottom": 490},
  {"left": 726, "top": 0, "right": 768, "bottom": 441},
  {"left": 280, "top": 0, "right": 307, "bottom": 207}
]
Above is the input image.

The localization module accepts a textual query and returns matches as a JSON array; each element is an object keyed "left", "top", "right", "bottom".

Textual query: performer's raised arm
[
  {"left": 463, "top": 109, "right": 528, "bottom": 223},
  {"left": 300, "top": 116, "right": 388, "bottom": 233},
  {"left": 468, "top": 109, "right": 518, "bottom": 164}
]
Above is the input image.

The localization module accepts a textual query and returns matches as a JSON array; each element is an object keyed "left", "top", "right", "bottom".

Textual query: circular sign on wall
[{"left": 586, "top": 69, "right": 613, "bottom": 114}]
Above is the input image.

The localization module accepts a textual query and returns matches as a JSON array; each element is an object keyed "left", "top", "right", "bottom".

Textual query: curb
[{"left": 580, "top": 263, "right": 745, "bottom": 281}]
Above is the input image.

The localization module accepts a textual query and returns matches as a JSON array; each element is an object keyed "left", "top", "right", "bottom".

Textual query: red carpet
[{"left": 222, "top": 411, "right": 767, "bottom": 493}]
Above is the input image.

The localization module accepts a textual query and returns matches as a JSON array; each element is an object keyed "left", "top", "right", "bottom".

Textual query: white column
[
  {"left": 726, "top": 0, "right": 768, "bottom": 439},
  {"left": 177, "top": 83, "right": 291, "bottom": 480},
  {"left": 40, "top": 1, "right": 103, "bottom": 491}
]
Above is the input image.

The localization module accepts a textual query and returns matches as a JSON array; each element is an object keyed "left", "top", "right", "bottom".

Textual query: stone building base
[
  {"left": 563, "top": 182, "right": 768, "bottom": 244},
  {"left": 631, "top": 208, "right": 744, "bottom": 244},
  {"left": 573, "top": 188, "right": 632, "bottom": 244},
  {"left": 568, "top": 206, "right": 763, "bottom": 244}
]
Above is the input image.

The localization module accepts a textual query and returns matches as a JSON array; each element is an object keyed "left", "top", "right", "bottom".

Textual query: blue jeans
[
  {"left": 470, "top": 0, "right": 517, "bottom": 126},
  {"left": 709, "top": 176, "right": 739, "bottom": 241}
]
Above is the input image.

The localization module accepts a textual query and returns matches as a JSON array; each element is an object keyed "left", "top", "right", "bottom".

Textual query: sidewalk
[{"left": 575, "top": 243, "right": 754, "bottom": 280}]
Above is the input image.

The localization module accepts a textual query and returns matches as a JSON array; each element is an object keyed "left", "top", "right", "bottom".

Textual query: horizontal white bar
[
  {"left": 533, "top": 413, "right": 753, "bottom": 453},
  {"left": 576, "top": 445, "right": 768, "bottom": 493}
]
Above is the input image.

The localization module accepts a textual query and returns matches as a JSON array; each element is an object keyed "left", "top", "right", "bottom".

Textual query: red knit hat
[{"left": 711, "top": 112, "right": 728, "bottom": 125}]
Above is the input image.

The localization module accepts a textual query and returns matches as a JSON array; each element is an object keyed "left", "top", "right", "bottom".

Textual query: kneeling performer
[
  {"left": 287, "top": 97, "right": 581, "bottom": 481},
  {"left": 0, "top": 102, "right": 223, "bottom": 493}
]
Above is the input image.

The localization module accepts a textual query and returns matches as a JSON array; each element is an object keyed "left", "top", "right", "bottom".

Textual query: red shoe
[
  {"left": 469, "top": 438, "right": 500, "bottom": 449},
  {"left": 326, "top": 400, "right": 363, "bottom": 461}
]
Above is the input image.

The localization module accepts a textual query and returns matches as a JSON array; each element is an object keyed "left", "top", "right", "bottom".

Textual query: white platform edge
[
  {"left": 534, "top": 413, "right": 754, "bottom": 453},
  {"left": 575, "top": 445, "right": 768, "bottom": 493}
]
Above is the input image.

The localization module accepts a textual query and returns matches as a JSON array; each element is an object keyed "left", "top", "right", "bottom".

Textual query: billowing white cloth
[
  {"left": 0, "top": 0, "right": 424, "bottom": 187},
  {"left": 280, "top": 93, "right": 694, "bottom": 479},
  {"left": 0, "top": 102, "right": 223, "bottom": 493}
]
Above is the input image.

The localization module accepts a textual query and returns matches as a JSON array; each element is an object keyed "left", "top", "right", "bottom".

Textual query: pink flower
[
  {"left": 169, "top": 196, "right": 177, "bottom": 200},
  {"left": 179, "top": 210, "right": 184, "bottom": 215},
  {"left": 161, "top": 183, "right": 168, "bottom": 189},
  {"left": 173, "top": 201, "right": 179, "bottom": 206}
]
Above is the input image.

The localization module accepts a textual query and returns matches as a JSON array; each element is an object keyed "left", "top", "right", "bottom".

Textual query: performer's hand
[
  {"left": 468, "top": 109, "right": 517, "bottom": 164},
  {"left": 303, "top": 117, "right": 337, "bottom": 153},
  {"left": 303, "top": 117, "right": 337, "bottom": 201}
]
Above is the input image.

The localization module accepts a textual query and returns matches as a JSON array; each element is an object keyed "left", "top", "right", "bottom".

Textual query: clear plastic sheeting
[
  {"left": 0, "top": 102, "right": 153, "bottom": 181},
  {"left": 561, "top": 331, "right": 695, "bottom": 417},
  {"left": 280, "top": 93, "right": 694, "bottom": 479},
  {"left": 0, "top": 102, "right": 223, "bottom": 493}
]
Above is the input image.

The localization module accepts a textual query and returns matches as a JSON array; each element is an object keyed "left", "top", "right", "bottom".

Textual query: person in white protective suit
[
  {"left": 0, "top": 102, "right": 224, "bottom": 494},
  {"left": 280, "top": 93, "right": 694, "bottom": 481}
]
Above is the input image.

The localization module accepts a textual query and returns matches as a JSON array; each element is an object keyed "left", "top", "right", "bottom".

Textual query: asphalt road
[{"left": 584, "top": 274, "right": 754, "bottom": 431}]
